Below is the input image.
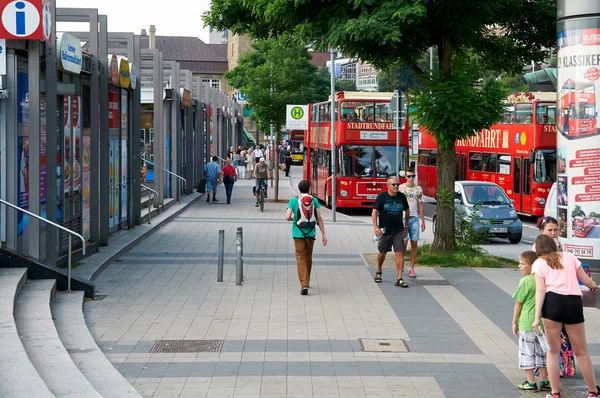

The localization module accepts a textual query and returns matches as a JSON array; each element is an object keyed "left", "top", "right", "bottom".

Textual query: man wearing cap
[{"left": 254, "top": 157, "right": 270, "bottom": 206}]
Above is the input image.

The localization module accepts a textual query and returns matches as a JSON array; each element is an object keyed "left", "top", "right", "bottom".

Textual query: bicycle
[{"left": 258, "top": 183, "right": 266, "bottom": 212}]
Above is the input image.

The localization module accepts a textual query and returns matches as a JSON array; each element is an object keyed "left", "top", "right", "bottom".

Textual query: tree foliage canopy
[{"left": 225, "top": 37, "right": 329, "bottom": 134}]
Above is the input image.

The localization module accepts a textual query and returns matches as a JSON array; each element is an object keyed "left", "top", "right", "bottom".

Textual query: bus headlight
[
  {"left": 538, "top": 197, "right": 546, "bottom": 205},
  {"left": 340, "top": 190, "right": 349, "bottom": 198}
]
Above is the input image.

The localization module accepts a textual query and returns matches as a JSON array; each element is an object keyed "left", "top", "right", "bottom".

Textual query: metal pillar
[
  {"left": 330, "top": 49, "right": 337, "bottom": 222},
  {"left": 99, "top": 15, "right": 109, "bottom": 245},
  {"left": 132, "top": 35, "right": 142, "bottom": 225},
  {"left": 27, "top": 41, "right": 41, "bottom": 258},
  {"left": 5, "top": 48, "right": 17, "bottom": 250}
]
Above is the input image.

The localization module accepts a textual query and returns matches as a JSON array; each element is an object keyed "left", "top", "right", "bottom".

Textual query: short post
[
  {"left": 235, "top": 227, "right": 243, "bottom": 285},
  {"left": 147, "top": 192, "right": 153, "bottom": 224},
  {"left": 67, "top": 234, "right": 72, "bottom": 292},
  {"left": 217, "top": 230, "right": 224, "bottom": 282}
]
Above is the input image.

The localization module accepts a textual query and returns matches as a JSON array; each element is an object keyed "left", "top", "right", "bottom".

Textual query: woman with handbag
[{"left": 222, "top": 158, "right": 237, "bottom": 204}]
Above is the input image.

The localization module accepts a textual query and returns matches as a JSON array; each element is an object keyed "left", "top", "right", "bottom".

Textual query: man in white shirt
[
  {"left": 253, "top": 146, "right": 264, "bottom": 164},
  {"left": 398, "top": 167, "right": 425, "bottom": 278}
]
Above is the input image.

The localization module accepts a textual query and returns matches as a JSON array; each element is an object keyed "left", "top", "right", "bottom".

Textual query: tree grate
[
  {"left": 150, "top": 340, "right": 224, "bottom": 353},
  {"left": 409, "top": 279, "right": 456, "bottom": 286}
]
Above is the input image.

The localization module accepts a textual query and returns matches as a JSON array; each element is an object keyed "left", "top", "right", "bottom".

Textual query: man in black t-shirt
[{"left": 372, "top": 176, "right": 410, "bottom": 287}]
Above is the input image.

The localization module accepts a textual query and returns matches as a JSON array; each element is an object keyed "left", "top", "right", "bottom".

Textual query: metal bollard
[
  {"left": 235, "top": 227, "right": 243, "bottom": 285},
  {"left": 217, "top": 230, "right": 224, "bottom": 282}
]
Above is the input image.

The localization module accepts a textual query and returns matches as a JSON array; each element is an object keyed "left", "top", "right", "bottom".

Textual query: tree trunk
[
  {"left": 431, "top": 143, "right": 456, "bottom": 253},
  {"left": 430, "top": 31, "right": 456, "bottom": 253}
]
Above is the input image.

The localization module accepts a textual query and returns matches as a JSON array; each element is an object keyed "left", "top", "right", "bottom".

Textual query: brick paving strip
[{"left": 82, "top": 169, "right": 600, "bottom": 398}]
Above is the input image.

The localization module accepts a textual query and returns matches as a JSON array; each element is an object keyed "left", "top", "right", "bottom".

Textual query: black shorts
[
  {"left": 542, "top": 291, "right": 584, "bottom": 325},
  {"left": 378, "top": 233, "right": 405, "bottom": 254}
]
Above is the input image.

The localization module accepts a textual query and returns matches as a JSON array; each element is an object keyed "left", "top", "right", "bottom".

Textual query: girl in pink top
[{"left": 532, "top": 234, "right": 598, "bottom": 398}]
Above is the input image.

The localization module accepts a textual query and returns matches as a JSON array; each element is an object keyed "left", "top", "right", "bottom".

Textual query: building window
[{"left": 202, "top": 78, "right": 221, "bottom": 91}]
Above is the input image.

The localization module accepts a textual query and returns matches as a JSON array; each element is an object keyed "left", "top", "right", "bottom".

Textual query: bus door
[
  {"left": 311, "top": 148, "right": 318, "bottom": 196},
  {"left": 513, "top": 156, "right": 531, "bottom": 214},
  {"left": 456, "top": 153, "right": 467, "bottom": 181}
]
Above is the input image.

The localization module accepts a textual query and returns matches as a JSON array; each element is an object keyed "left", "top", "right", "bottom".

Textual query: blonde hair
[
  {"left": 535, "top": 235, "right": 562, "bottom": 270},
  {"left": 519, "top": 251, "right": 538, "bottom": 266}
]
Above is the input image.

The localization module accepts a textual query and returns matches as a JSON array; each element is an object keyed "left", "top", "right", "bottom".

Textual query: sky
[{"left": 55, "top": 0, "right": 214, "bottom": 42}]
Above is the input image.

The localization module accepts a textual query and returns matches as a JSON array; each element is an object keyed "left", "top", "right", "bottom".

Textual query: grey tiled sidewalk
[{"left": 84, "top": 167, "right": 600, "bottom": 398}]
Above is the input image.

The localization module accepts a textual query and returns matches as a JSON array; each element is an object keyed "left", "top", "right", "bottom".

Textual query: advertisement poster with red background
[{"left": 556, "top": 22, "right": 600, "bottom": 260}]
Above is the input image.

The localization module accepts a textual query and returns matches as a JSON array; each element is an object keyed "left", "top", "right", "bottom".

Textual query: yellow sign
[
  {"left": 119, "top": 58, "right": 131, "bottom": 88},
  {"left": 520, "top": 132, "right": 527, "bottom": 145},
  {"left": 291, "top": 106, "right": 304, "bottom": 119}
]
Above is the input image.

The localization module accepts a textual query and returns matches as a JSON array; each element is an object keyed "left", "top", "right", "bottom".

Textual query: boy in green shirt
[{"left": 512, "top": 250, "right": 550, "bottom": 392}]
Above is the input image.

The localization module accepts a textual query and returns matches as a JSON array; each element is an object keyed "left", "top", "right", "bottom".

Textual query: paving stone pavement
[{"left": 85, "top": 167, "right": 600, "bottom": 398}]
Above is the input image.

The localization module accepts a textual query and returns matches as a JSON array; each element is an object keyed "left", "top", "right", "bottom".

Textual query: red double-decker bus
[
  {"left": 558, "top": 79, "right": 598, "bottom": 138},
  {"left": 303, "top": 91, "right": 410, "bottom": 208},
  {"left": 418, "top": 92, "right": 557, "bottom": 217}
]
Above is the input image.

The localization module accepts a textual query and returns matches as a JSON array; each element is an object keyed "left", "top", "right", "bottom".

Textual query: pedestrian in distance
[
  {"left": 398, "top": 167, "right": 425, "bottom": 278},
  {"left": 204, "top": 156, "right": 222, "bottom": 202},
  {"left": 512, "top": 250, "right": 550, "bottom": 393},
  {"left": 284, "top": 147, "right": 293, "bottom": 177},
  {"left": 246, "top": 147, "right": 255, "bottom": 179},
  {"left": 372, "top": 176, "right": 410, "bottom": 287},
  {"left": 531, "top": 234, "right": 599, "bottom": 398},
  {"left": 285, "top": 179, "right": 327, "bottom": 295},
  {"left": 237, "top": 150, "right": 247, "bottom": 180},
  {"left": 222, "top": 158, "right": 237, "bottom": 204},
  {"left": 253, "top": 145, "right": 264, "bottom": 165},
  {"left": 279, "top": 145, "right": 286, "bottom": 171}
]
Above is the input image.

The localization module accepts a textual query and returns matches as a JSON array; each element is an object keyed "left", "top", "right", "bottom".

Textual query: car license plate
[
  {"left": 366, "top": 195, "right": 377, "bottom": 200},
  {"left": 489, "top": 227, "right": 508, "bottom": 233}
]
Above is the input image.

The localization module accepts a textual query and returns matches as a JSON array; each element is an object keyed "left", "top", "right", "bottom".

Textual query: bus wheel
[{"left": 509, "top": 235, "right": 522, "bottom": 244}]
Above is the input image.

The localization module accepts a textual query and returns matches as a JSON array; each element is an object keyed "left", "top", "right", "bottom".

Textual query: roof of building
[{"left": 140, "top": 35, "right": 228, "bottom": 75}]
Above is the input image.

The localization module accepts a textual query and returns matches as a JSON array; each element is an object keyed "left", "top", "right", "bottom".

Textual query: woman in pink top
[{"left": 532, "top": 234, "right": 598, "bottom": 398}]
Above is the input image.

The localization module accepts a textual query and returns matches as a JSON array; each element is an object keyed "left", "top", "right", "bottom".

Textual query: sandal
[
  {"left": 374, "top": 272, "right": 382, "bottom": 283},
  {"left": 395, "top": 278, "right": 408, "bottom": 288}
]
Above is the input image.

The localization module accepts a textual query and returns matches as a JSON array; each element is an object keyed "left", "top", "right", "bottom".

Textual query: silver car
[{"left": 433, "top": 181, "right": 523, "bottom": 244}]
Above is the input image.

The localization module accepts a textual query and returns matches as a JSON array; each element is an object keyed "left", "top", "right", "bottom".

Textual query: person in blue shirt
[{"left": 204, "top": 156, "right": 222, "bottom": 202}]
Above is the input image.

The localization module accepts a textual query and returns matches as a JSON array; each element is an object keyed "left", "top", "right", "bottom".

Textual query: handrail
[
  {"left": 141, "top": 184, "right": 159, "bottom": 224},
  {"left": 0, "top": 199, "right": 85, "bottom": 292},
  {"left": 141, "top": 158, "right": 187, "bottom": 203}
]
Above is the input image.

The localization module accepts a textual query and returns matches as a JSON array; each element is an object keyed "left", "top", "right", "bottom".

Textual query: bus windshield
[
  {"left": 340, "top": 145, "right": 406, "bottom": 177},
  {"left": 533, "top": 150, "right": 557, "bottom": 184},
  {"left": 536, "top": 103, "right": 557, "bottom": 124},
  {"left": 570, "top": 104, "right": 596, "bottom": 120},
  {"left": 341, "top": 101, "right": 392, "bottom": 122}
]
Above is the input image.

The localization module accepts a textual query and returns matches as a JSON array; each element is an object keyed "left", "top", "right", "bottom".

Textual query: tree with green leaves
[
  {"left": 225, "top": 37, "right": 329, "bottom": 201},
  {"left": 204, "top": 0, "right": 555, "bottom": 252},
  {"left": 572, "top": 205, "right": 585, "bottom": 218}
]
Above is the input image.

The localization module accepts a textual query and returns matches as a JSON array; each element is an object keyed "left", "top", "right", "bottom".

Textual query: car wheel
[{"left": 509, "top": 236, "right": 522, "bottom": 244}]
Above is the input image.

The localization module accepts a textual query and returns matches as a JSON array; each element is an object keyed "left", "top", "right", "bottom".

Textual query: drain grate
[
  {"left": 150, "top": 340, "right": 224, "bottom": 353},
  {"left": 409, "top": 279, "right": 455, "bottom": 286},
  {"left": 359, "top": 339, "right": 409, "bottom": 353}
]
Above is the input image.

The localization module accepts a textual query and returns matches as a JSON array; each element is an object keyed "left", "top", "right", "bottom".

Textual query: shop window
[{"left": 469, "top": 152, "right": 482, "bottom": 171}]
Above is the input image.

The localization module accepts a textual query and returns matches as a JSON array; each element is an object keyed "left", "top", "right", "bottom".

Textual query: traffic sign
[
  {"left": 41, "top": 0, "right": 50, "bottom": 41},
  {"left": 236, "top": 91, "right": 247, "bottom": 104},
  {"left": 0, "top": 0, "right": 49, "bottom": 40},
  {"left": 285, "top": 104, "right": 308, "bottom": 129}
]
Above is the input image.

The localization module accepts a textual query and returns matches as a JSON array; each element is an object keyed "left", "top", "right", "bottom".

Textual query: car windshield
[{"left": 463, "top": 185, "right": 511, "bottom": 205}]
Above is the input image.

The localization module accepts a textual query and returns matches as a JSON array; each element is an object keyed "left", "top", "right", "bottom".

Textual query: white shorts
[{"left": 518, "top": 330, "right": 547, "bottom": 369}]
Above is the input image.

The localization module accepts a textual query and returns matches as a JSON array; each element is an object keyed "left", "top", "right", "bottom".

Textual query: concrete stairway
[{"left": 0, "top": 268, "right": 143, "bottom": 398}]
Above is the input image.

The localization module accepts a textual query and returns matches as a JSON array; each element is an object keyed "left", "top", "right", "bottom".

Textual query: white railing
[
  {"left": 0, "top": 199, "right": 85, "bottom": 292},
  {"left": 141, "top": 158, "right": 187, "bottom": 203},
  {"left": 141, "top": 184, "right": 159, "bottom": 224}
]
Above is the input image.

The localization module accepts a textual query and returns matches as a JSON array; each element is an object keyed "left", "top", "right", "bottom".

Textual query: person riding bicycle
[{"left": 254, "top": 157, "right": 271, "bottom": 207}]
